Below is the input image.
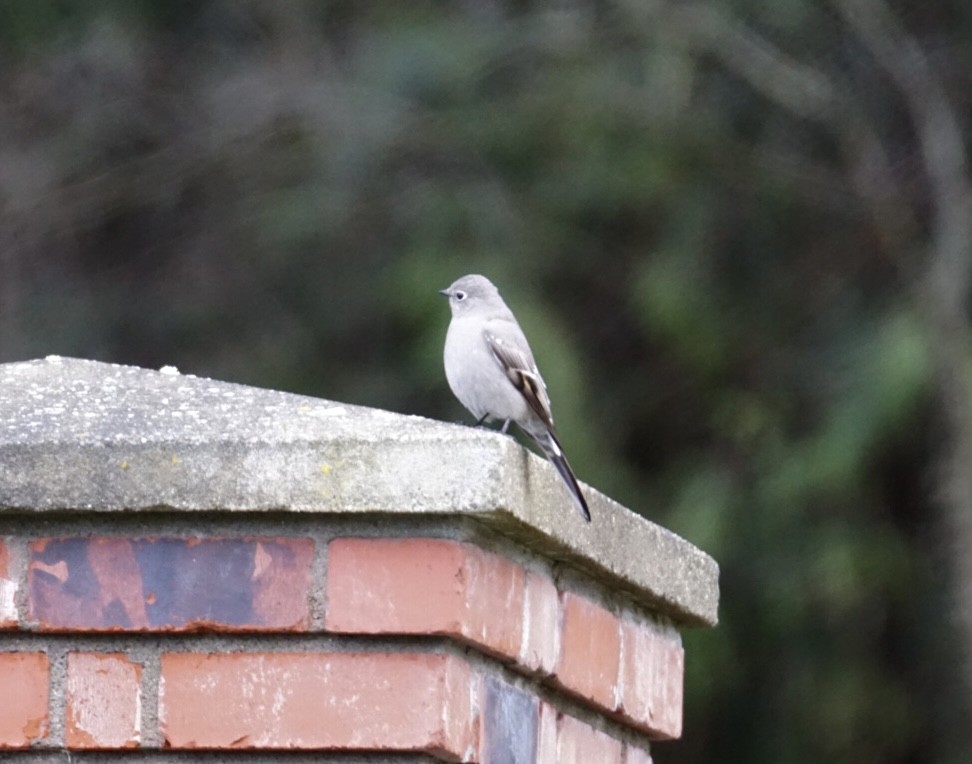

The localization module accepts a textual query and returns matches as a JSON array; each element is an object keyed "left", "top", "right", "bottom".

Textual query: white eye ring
[{"left": 455, "top": 291, "right": 467, "bottom": 301}]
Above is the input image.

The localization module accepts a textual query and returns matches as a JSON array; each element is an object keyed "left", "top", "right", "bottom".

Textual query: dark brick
[
  {"left": 481, "top": 675, "right": 538, "bottom": 764},
  {"left": 29, "top": 536, "right": 313, "bottom": 631}
]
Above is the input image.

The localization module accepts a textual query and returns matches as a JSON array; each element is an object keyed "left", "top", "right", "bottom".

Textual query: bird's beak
[{"left": 438, "top": 289, "right": 449, "bottom": 298}]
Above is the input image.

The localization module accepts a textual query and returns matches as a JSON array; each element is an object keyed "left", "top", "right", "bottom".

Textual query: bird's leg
[
  {"left": 474, "top": 413, "right": 490, "bottom": 427},
  {"left": 500, "top": 419, "right": 512, "bottom": 434}
]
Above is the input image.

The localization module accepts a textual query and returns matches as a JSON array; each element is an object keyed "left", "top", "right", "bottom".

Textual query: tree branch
[
  {"left": 835, "top": 0, "right": 972, "bottom": 699},
  {"left": 627, "top": 0, "right": 919, "bottom": 263}
]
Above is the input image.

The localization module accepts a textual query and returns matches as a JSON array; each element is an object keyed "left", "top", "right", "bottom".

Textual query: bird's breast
[{"left": 443, "top": 319, "right": 528, "bottom": 422}]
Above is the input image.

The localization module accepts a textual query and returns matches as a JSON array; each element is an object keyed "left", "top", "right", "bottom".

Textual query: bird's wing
[{"left": 483, "top": 323, "right": 555, "bottom": 430}]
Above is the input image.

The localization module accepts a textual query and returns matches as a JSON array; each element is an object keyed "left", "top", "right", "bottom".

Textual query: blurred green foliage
[{"left": 1, "top": 1, "right": 970, "bottom": 761}]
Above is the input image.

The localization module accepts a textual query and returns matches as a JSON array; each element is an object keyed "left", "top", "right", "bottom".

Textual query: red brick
[
  {"left": 29, "top": 536, "right": 313, "bottom": 631},
  {"left": 554, "top": 592, "right": 621, "bottom": 710},
  {"left": 0, "top": 540, "right": 17, "bottom": 628},
  {"left": 535, "top": 702, "right": 559, "bottom": 764},
  {"left": 537, "top": 702, "right": 626, "bottom": 764},
  {"left": 619, "top": 617, "right": 683, "bottom": 739},
  {"left": 326, "top": 538, "right": 525, "bottom": 661},
  {"left": 519, "top": 570, "right": 560, "bottom": 676},
  {"left": 555, "top": 711, "right": 624, "bottom": 764},
  {"left": 625, "top": 743, "right": 655, "bottom": 764},
  {"left": 0, "top": 653, "right": 49, "bottom": 748},
  {"left": 66, "top": 653, "right": 142, "bottom": 749},
  {"left": 159, "top": 652, "right": 479, "bottom": 756}
]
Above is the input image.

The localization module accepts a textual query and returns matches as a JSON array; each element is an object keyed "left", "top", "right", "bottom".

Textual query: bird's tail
[{"left": 531, "top": 427, "right": 591, "bottom": 522}]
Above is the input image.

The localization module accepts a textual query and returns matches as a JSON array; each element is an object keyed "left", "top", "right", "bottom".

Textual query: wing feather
[{"left": 484, "top": 329, "right": 555, "bottom": 430}]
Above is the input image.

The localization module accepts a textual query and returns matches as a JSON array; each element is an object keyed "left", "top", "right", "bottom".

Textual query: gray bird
[{"left": 439, "top": 274, "right": 591, "bottom": 522}]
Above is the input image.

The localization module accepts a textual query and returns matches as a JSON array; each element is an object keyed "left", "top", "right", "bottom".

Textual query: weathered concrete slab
[{"left": 0, "top": 357, "right": 719, "bottom": 626}]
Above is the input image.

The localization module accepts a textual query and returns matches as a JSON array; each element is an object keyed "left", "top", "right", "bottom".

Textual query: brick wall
[
  {"left": 0, "top": 523, "right": 683, "bottom": 761},
  {"left": 0, "top": 358, "right": 719, "bottom": 763}
]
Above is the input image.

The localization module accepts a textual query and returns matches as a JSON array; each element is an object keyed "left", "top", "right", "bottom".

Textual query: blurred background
[{"left": 2, "top": 1, "right": 971, "bottom": 761}]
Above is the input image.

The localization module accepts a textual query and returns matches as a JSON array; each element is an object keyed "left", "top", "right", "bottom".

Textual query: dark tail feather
[
  {"left": 551, "top": 452, "right": 591, "bottom": 522},
  {"left": 536, "top": 429, "right": 591, "bottom": 522}
]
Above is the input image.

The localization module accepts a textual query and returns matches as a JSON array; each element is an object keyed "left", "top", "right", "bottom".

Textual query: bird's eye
[{"left": 455, "top": 291, "right": 467, "bottom": 301}]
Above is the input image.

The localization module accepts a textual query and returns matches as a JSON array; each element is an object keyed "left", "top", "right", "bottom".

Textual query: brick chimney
[{"left": 0, "top": 357, "right": 718, "bottom": 762}]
